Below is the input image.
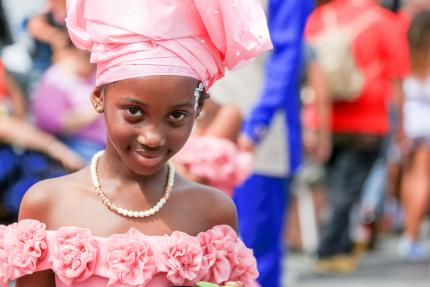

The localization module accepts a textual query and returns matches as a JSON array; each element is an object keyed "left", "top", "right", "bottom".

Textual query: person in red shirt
[{"left": 305, "top": 0, "right": 409, "bottom": 271}]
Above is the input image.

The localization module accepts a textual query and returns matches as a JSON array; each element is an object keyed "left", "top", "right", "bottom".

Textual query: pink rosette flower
[
  {"left": 3, "top": 220, "right": 47, "bottom": 279},
  {"left": 51, "top": 226, "right": 99, "bottom": 285},
  {"left": 0, "top": 225, "right": 10, "bottom": 286},
  {"left": 159, "top": 231, "right": 208, "bottom": 286},
  {"left": 174, "top": 136, "right": 253, "bottom": 195},
  {"left": 227, "top": 240, "right": 259, "bottom": 284},
  {"left": 102, "top": 229, "right": 156, "bottom": 287},
  {"left": 198, "top": 225, "right": 238, "bottom": 284}
]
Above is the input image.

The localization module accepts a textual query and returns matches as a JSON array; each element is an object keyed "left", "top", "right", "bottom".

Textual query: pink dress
[{"left": 0, "top": 220, "right": 259, "bottom": 287}]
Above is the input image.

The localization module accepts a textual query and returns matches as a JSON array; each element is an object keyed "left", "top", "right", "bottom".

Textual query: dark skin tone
[{"left": 16, "top": 75, "right": 238, "bottom": 287}]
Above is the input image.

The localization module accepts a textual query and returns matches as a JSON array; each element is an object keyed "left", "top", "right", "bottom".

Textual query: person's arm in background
[
  {"left": 307, "top": 56, "right": 332, "bottom": 162},
  {"left": 27, "top": 14, "right": 69, "bottom": 51},
  {"left": 204, "top": 104, "right": 243, "bottom": 143},
  {"left": 0, "top": 117, "right": 84, "bottom": 171},
  {"left": 4, "top": 69, "right": 26, "bottom": 119},
  {"left": 391, "top": 78, "right": 408, "bottom": 154},
  {"left": 239, "top": 0, "right": 315, "bottom": 150}
]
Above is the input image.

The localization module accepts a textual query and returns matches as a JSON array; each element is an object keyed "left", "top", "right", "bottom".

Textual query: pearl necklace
[{"left": 90, "top": 150, "right": 175, "bottom": 218}]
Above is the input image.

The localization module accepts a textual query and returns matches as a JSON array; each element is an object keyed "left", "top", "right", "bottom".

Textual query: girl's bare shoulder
[
  {"left": 173, "top": 175, "right": 238, "bottom": 232},
  {"left": 18, "top": 167, "right": 91, "bottom": 224}
]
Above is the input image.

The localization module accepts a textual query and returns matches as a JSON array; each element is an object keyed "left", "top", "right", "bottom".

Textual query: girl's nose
[{"left": 137, "top": 126, "right": 166, "bottom": 148}]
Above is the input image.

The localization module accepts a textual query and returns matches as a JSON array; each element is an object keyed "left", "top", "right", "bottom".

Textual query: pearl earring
[{"left": 95, "top": 105, "right": 103, "bottom": 113}]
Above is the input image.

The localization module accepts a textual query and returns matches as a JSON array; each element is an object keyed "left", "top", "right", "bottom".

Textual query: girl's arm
[{"left": 16, "top": 182, "right": 58, "bottom": 287}]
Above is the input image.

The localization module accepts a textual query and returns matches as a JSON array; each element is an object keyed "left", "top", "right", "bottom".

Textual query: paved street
[{"left": 284, "top": 235, "right": 430, "bottom": 287}]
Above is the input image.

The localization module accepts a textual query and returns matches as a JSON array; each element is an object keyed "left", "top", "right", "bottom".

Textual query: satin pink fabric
[{"left": 65, "top": 0, "right": 272, "bottom": 87}]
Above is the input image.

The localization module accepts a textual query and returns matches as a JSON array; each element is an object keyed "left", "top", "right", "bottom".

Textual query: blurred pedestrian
[
  {"left": 31, "top": 48, "right": 106, "bottom": 162},
  {"left": 27, "top": 0, "right": 70, "bottom": 87},
  {"left": 306, "top": 0, "right": 409, "bottom": 272},
  {"left": 399, "top": 9, "right": 430, "bottom": 261},
  {"left": 235, "top": 0, "right": 315, "bottom": 286}
]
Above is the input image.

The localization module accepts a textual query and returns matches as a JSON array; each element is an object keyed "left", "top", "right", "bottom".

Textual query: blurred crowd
[
  {"left": 0, "top": 0, "right": 105, "bottom": 222},
  {"left": 289, "top": 0, "right": 430, "bottom": 277},
  {"left": 0, "top": 0, "right": 430, "bottom": 286}
]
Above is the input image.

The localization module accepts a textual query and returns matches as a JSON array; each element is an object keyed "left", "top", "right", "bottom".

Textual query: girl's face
[{"left": 93, "top": 76, "right": 200, "bottom": 175}]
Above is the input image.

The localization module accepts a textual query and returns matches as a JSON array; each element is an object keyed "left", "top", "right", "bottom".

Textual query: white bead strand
[{"left": 90, "top": 150, "right": 175, "bottom": 218}]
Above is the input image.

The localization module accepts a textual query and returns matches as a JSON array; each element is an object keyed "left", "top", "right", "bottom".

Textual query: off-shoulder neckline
[{"left": 38, "top": 223, "right": 236, "bottom": 238}]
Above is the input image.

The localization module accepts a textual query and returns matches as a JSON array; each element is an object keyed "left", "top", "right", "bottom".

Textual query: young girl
[
  {"left": 1, "top": 0, "right": 272, "bottom": 286},
  {"left": 399, "top": 10, "right": 430, "bottom": 261}
]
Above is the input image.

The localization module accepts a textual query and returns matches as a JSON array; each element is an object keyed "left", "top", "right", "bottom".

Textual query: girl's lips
[
  {"left": 134, "top": 150, "right": 163, "bottom": 158},
  {"left": 132, "top": 149, "right": 165, "bottom": 166}
]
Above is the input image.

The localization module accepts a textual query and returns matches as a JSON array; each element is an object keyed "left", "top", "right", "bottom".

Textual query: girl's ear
[{"left": 91, "top": 86, "right": 105, "bottom": 113}]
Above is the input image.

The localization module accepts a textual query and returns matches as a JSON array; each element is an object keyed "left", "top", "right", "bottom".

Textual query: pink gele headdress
[{"left": 65, "top": 0, "right": 272, "bottom": 89}]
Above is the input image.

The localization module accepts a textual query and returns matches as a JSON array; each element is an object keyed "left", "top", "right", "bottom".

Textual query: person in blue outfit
[{"left": 235, "top": 1, "right": 315, "bottom": 286}]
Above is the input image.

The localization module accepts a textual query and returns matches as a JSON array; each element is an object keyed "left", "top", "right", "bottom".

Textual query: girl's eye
[
  {"left": 126, "top": 106, "right": 143, "bottom": 116},
  {"left": 169, "top": 111, "right": 187, "bottom": 121}
]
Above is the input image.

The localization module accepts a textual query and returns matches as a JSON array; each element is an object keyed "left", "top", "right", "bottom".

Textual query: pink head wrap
[{"left": 65, "top": 0, "right": 272, "bottom": 88}]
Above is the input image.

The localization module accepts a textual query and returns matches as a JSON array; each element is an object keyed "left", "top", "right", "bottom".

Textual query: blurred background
[{"left": 1, "top": 0, "right": 430, "bottom": 286}]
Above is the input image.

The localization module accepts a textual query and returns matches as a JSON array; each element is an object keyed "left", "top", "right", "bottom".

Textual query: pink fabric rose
[
  {"left": 228, "top": 241, "right": 259, "bottom": 284},
  {"left": 51, "top": 226, "right": 99, "bottom": 285},
  {"left": 0, "top": 225, "right": 9, "bottom": 287},
  {"left": 174, "top": 136, "right": 253, "bottom": 195},
  {"left": 159, "top": 231, "right": 208, "bottom": 285},
  {"left": 3, "top": 220, "right": 47, "bottom": 280},
  {"left": 102, "top": 229, "right": 156, "bottom": 286},
  {"left": 198, "top": 225, "right": 238, "bottom": 284}
]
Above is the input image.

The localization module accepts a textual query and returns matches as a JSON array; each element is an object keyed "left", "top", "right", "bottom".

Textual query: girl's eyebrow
[
  {"left": 171, "top": 102, "right": 194, "bottom": 109},
  {"left": 124, "top": 97, "right": 145, "bottom": 105},
  {"left": 123, "top": 97, "right": 193, "bottom": 109}
]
